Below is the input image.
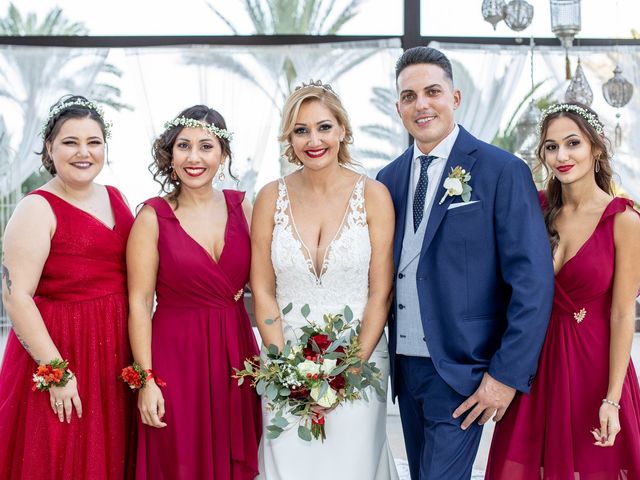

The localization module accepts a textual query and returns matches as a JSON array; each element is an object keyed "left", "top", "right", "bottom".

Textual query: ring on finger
[{"left": 55, "top": 401, "right": 63, "bottom": 407}]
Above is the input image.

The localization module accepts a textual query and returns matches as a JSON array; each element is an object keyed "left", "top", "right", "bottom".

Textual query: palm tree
[
  {"left": 0, "top": 3, "right": 130, "bottom": 195},
  {"left": 193, "top": 0, "right": 372, "bottom": 175}
]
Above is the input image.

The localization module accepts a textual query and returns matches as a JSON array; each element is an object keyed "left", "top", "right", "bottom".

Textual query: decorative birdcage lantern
[
  {"left": 603, "top": 65, "right": 634, "bottom": 145},
  {"left": 503, "top": 0, "right": 534, "bottom": 32},
  {"left": 565, "top": 58, "right": 593, "bottom": 106},
  {"left": 482, "top": 0, "right": 506, "bottom": 30},
  {"left": 550, "top": 0, "right": 582, "bottom": 79}
]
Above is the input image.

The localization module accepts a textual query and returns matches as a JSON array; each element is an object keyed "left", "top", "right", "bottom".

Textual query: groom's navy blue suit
[{"left": 377, "top": 125, "right": 554, "bottom": 479}]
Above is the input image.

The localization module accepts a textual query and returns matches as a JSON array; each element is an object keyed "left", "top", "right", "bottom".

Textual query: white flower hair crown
[
  {"left": 163, "top": 116, "right": 233, "bottom": 141},
  {"left": 538, "top": 103, "right": 604, "bottom": 137},
  {"left": 41, "top": 99, "right": 112, "bottom": 139}
]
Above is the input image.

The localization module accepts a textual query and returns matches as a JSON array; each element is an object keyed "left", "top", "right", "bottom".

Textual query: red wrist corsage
[
  {"left": 120, "top": 362, "right": 166, "bottom": 391},
  {"left": 32, "top": 358, "right": 73, "bottom": 392}
]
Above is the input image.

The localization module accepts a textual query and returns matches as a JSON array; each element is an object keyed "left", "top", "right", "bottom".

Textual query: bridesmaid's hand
[
  {"left": 49, "top": 373, "right": 82, "bottom": 423},
  {"left": 138, "top": 379, "right": 167, "bottom": 428},
  {"left": 591, "top": 403, "right": 621, "bottom": 447}
]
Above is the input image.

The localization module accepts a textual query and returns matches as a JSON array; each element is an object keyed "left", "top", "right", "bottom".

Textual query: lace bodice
[{"left": 271, "top": 175, "right": 371, "bottom": 339}]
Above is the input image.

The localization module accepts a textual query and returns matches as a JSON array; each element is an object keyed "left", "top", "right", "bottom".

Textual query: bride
[{"left": 251, "top": 81, "right": 399, "bottom": 480}]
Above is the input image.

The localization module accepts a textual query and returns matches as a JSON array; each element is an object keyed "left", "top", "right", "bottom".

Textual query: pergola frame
[{"left": 0, "top": 0, "right": 639, "bottom": 49}]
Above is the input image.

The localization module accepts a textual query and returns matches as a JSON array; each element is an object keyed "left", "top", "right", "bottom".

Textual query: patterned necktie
[{"left": 413, "top": 155, "right": 437, "bottom": 232}]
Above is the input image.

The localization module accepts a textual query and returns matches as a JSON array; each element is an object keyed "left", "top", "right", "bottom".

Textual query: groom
[{"left": 377, "top": 47, "right": 554, "bottom": 479}]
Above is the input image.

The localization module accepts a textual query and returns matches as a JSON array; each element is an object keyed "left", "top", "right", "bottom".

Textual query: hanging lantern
[
  {"left": 565, "top": 58, "right": 593, "bottom": 106},
  {"left": 482, "top": 0, "right": 506, "bottom": 30},
  {"left": 516, "top": 100, "right": 542, "bottom": 169},
  {"left": 603, "top": 65, "right": 634, "bottom": 145},
  {"left": 550, "top": 0, "right": 581, "bottom": 79},
  {"left": 503, "top": 0, "right": 534, "bottom": 32}
]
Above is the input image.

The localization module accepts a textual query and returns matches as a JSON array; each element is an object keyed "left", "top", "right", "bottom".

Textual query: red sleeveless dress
[
  {"left": 0, "top": 186, "right": 135, "bottom": 479},
  {"left": 135, "top": 190, "right": 261, "bottom": 480},
  {"left": 486, "top": 196, "right": 640, "bottom": 479}
]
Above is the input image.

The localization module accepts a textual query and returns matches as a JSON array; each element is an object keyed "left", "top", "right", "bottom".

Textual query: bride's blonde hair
[{"left": 279, "top": 82, "right": 355, "bottom": 166}]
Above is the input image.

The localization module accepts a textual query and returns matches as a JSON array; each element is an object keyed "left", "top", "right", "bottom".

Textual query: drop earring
[
  {"left": 170, "top": 164, "right": 177, "bottom": 181},
  {"left": 595, "top": 159, "right": 601, "bottom": 173},
  {"left": 218, "top": 164, "right": 226, "bottom": 181}
]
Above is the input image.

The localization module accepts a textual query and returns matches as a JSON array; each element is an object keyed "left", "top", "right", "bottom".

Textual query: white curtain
[
  {"left": 0, "top": 45, "right": 109, "bottom": 194},
  {"left": 429, "top": 42, "right": 528, "bottom": 142}
]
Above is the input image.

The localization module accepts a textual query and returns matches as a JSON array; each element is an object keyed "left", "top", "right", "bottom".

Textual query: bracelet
[
  {"left": 120, "top": 362, "right": 166, "bottom": 391},
  {"left": 32, "top": 358, "right": 73, "bottom": 392},
  {"left": 602, "top": 398, "right": 621, "bottom": 409}
]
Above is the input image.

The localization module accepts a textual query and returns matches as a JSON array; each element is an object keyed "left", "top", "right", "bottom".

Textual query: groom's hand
[{"left": 452, "top": 372, "right": 516, "bottom": 430}]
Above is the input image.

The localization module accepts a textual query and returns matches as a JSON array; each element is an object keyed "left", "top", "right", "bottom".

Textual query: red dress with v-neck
[
  {"left": 135, "top": 190, "right": 261, "bottom": 480},
  {"left": 486, "top": 196, "right": 640, "bottom": 479},
  {"left": 0, "top": 186, "right": 135, "bottom": 479}
]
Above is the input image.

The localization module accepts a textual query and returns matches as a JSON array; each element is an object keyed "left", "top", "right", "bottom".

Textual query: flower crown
[
  {"left": 40, "top": 99, "right": 112, "bottom": 139},
  {"left": 294, "top": 79, "right": 336, "bottom": 95},
  {"left": 163, "top": 116, "right": 233, "bottom": 141},
  {"left": 537, "top": 103, "right": 604, "bottom": 137}
]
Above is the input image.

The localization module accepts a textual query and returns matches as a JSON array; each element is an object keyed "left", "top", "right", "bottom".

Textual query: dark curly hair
[
  {"left": 150, "top": 105, "right": 235, "bottom": 207},
  {"left": 38, "top": 94, "right": 108, "bottom": 175}
]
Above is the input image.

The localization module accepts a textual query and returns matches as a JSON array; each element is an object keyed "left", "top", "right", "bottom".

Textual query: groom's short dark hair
[{"left": 395, "top": 47, "right": 454, "bottom": 84}]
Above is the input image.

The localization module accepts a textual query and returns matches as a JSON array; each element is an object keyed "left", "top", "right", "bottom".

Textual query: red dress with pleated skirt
[
  {"left": 486, "top": 196, "right": 640, "bottom": 479},
  {"left": 0, "top": 186, "right": 135, "bottom": 479},
  {"left": 135, "top": 190, "right": 261, "bottom": 480}
]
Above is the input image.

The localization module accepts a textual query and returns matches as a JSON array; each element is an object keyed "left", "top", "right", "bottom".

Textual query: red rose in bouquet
[
  {"left": 289, "top": 385, "right": 310, "bottom": 399},
  {"left": 328, "top": 374, "right": 346, "bottom": 390}
]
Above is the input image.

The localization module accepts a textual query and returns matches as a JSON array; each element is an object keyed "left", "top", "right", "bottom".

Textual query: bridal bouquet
[{"left": 234, "top": 304, "right": 384, "bottom": 442}]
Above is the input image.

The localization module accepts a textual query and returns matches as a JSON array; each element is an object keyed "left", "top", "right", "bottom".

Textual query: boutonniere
[{"left": 439, "top": 166, "right": 472, "bottom": 205}]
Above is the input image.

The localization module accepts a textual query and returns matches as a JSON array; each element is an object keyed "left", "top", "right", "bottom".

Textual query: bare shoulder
[
  {"left": 5, "top": 194, "right": 56, "bottom": 235},
  {"left": 254, "top": 180, "right": 280, "bottom": 209},
  {"left": 363, "top": 177, "right": 393, "bottom": 206}
]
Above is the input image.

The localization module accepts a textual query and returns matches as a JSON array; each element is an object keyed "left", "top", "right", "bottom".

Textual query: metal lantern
[
  {"left": 503, "top": 0, "right": 534, "bottom": 32},
  {"left": 482, "top": 0, "right": 506, "bottom": 30},
  {"left": 565, "top": 58, "right": 593, "bottom": 106},
  {"left": 603, "top": 65, "right": 634, "bottom": 145},
  {"left": 550, "top": 0, "right": 581, "bottom": 79},
  {"left": 516, "top": 100, "right": 542, "bottom": 169}
]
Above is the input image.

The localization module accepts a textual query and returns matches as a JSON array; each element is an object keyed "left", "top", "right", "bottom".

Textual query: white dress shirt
[{"left": 410, "top": 124, "right": 460, "bottom": 219}]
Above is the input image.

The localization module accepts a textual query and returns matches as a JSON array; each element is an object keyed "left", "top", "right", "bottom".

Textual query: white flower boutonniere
[{"left": 439, "top": 166, "right": 472, "bottom": 205}]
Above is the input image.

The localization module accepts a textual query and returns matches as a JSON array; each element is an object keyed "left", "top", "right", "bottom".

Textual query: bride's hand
[{"left": 310, "top": 404, "right": 336, "bottom": 418}]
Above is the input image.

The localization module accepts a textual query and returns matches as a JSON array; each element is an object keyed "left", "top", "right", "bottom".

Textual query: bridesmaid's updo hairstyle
[
  {"left": 536, "top": 102, "right": 613, "bottom": 253},
  {"left": 279, "top": 80, "right": 355, "bottom": 167},
  {"left": 150, "top": 105, "right": 234, "bottom": 207},
  {"left": 39, "top": 94, "right": 109, "bottom": 175}
]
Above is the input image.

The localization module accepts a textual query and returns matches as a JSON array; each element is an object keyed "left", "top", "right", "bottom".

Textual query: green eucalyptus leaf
[
  {"left": 273, "top": 416, "right": 289, "bottom": 429},
  {"left": 279, "top": 387, "right": 291, "bottom": 396},
  {"left": 256, "top": 379, "right": 266, "bottom": 395},
  {"left": 301, "top": 304, "right": 311, "bottom": 318},
  {"left": 266, "top": 382, "right": 279, "bottom": 401},
  {"left": 237, "top": 377, "right": 245, "bottom": 386},
  {"left": 282, "top": 303, "right": 293, "bottom": 315},
  {"left": 298, "top": 425, "right": 312, "bottom": 441},
  {"left": 344, "top": 305, "right": 353, "bottom": 323}
]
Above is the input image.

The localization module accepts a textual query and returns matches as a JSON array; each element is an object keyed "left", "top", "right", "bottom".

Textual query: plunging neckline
[
  {"left": 282, "top": 175, "right": 363, "bottom": 283},
  {"left": 39, "top": 186, "right": 117, "bottom": 231},
  {"left": 554, "top": 197, "right": 616, "bottom": 277},
  {"left": 161, "top": 194, "right": 230, "bottom": 265}
]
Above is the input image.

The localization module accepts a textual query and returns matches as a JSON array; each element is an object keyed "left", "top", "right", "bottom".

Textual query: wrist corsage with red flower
[
  {"left": 32, "top": 358, "right": 73, "bottom": 392},
  {"left": 120, "top": 362, "right": 166, "bottom": 391}
]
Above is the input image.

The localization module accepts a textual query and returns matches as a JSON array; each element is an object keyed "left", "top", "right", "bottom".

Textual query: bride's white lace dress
[{"left": 257, "top": 175, "right": 399, "bottom": 480}]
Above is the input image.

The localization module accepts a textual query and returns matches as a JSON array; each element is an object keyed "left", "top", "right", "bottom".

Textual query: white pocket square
[{"left": 447, "top": 200, "right": 480, "bottom": 210}]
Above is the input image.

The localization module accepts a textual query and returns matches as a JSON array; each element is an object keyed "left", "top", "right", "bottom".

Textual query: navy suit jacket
[{"left": 377, "top": 126, "right": 554, "bottom": 397}]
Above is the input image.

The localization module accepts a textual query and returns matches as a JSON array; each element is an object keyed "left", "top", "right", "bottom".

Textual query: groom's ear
[
  {"left": 395, "top": 101, "right": 401, "bottom": 117},
  {"left": 453, "top": 89, "right": 461, "bottom": 110}
]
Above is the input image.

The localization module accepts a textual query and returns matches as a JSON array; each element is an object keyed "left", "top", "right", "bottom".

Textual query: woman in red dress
[
  {"left": 486, "top": 102, "right": 640, "bottom": 479},
  {"left": 128, "top": 105, "right": 261, "bottom": 479},
  {"left": 0, "top": 95, "right": 135, "bottom": 479}
]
